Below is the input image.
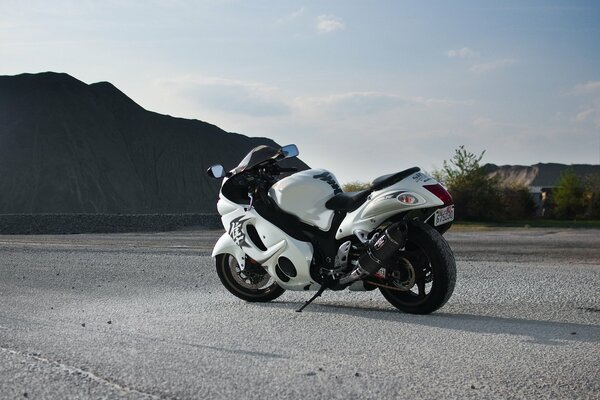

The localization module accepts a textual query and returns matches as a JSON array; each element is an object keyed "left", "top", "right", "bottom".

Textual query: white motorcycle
[{"left": 207, "top": 144, "right": 456, "bottom": 313}]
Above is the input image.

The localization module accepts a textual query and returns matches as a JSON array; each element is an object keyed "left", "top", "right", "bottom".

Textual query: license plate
[{"left": 434, "top": 205, "right": 454, "bottom": 226}]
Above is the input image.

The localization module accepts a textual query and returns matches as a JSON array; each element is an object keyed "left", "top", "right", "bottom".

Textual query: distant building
[{"left": 528, "top": 186, "right": 554, "bottom": 217}]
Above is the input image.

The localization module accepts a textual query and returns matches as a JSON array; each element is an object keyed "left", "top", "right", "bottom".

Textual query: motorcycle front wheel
[
  {"left": 215, "top": 253, "right": 285, "bottom": 302},
  {"left": 379, "top": 221, "right": 456, "bottom": 314}
]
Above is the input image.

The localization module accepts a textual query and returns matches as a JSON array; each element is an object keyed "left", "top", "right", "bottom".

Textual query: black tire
[
  {"left": 379, "top": 220, "right": 456, "bottom": 314},
  {"left": 215, "top": 254, "right": 285, "bottom": 302}
]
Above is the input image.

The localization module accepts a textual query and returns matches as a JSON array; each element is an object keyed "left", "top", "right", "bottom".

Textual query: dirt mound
[{"left": 0, "top": 72, "right": 307, "bottom": 213}]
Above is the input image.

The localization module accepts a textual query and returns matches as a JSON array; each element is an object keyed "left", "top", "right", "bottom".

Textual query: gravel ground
[{"left": 0, "top": 228, "right": 599, "bottom": 399}]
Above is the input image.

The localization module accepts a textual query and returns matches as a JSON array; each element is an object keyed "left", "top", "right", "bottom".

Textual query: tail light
[
  {"left": 423, "top": 184, "right": 453, "bottom": 206},
  {"left": 397, "top": 193, "right": 419, "bottom": 205}
]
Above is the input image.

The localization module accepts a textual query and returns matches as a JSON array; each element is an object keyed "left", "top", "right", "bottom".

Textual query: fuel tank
[{"left": 268, "top": 168, "right": 341, "bottom": 231}]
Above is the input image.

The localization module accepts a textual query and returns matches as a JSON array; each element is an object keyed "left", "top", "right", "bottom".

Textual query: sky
[{"left": 1, "top": 0, "right": 600, "bottom": 183}]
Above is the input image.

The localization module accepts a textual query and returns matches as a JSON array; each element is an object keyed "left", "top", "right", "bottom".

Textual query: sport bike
[{"left": 207, "top": 144, "right": 456, "bottom": 313}]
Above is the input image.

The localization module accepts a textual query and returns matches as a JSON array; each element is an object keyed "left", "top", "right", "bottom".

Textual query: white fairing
[
  {"left": 268, "top": 168, "right": 340, "bottom": 231},
  {"left": 212, "top": 233, "right": 246, "bottom": 271},
  {"left": 336, "top": 171, "right": 444, "bottom": 240},
  {"left": 213, "top": 196, "right": 317, "bottom": 290}
]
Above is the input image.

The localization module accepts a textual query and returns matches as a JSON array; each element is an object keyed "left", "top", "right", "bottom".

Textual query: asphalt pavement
[{"left": 1, "top": 227, "right": 599, "bottom": 399}]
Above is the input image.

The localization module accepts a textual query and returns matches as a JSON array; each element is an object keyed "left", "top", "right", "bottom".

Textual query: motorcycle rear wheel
[
  {"left": 215, "top": 253, "right": 285, "bottom": 302},
  {"left": 379, "top": 221, "right": 456, "bottom": 314}
]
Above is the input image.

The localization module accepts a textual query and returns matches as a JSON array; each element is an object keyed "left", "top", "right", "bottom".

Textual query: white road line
[{"left": 0, "top": 347, "right": 162, "bottom": 399}]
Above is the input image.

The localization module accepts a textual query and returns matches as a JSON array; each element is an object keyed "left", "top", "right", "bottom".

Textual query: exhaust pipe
[{"left": 339, "top": 221, "right": 408, "bottom": 286}]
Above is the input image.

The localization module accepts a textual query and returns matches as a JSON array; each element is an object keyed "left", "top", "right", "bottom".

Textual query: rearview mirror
[
  {"left": 280, "top": 144, "right": 299, "bottom": 159},
  {"left": 207, "top": 164, "right": 226, "bottom": 179}
]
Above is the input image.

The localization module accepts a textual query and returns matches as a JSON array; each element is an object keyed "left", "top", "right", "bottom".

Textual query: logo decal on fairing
[
  {"left": 313, "top": 172, "right": 342, "bottom": 194},
  {"left": 411, "top": 172, "right": 433, "bottom": 183},
  {"left": 229, "top": 216, "right": 250, "bottom": 248}
]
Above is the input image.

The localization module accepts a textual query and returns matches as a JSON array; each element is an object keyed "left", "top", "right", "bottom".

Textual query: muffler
[{"left": 339, "top": 221, "right": 408, "bottom": 285}]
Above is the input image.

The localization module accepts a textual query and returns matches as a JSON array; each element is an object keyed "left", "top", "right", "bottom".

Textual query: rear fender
[
  {"left": 336, "top": 170, "right": 446, "bottom": 240},
  {"left": 212, "top": 233, "right": 246, "bottom": 269}
]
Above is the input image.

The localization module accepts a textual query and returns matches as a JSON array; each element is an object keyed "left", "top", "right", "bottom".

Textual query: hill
[
  {"left": 484, "top": 163, "right": 600, "bottom": 188},
  {"left": 0, "top": 72, "right": 307, "bottom": 214}
]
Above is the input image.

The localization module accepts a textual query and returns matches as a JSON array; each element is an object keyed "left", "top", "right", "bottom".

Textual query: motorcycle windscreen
[{"left": 232, "top": 145, "right": 279, "bottom": 174}]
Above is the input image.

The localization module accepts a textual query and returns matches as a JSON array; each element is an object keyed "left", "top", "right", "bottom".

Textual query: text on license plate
[{"left": 434, "top": 206, "right": 454, "bottom": 226}]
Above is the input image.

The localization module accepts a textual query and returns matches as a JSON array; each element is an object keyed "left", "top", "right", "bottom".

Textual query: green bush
[
  {"left": 436, "top": 146, "right": 558, "bottom": 221},
  {"left": 436, "top": 146, "right": 503, "bottom": 221},
  {"left": 501, "top": 185, "right": 536, "bottom": 220},
  {"left": 553, "top": 169, "right": 584, "bottom": 219},
  {"left": 582, "top": 173, "right": 600, "bottom": 219}
]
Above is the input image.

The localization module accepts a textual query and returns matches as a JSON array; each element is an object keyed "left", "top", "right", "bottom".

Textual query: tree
[
  {"left": 553, "top": 168, "right": 584, "bottom": 219},
  {"left": 440, "top": 145, "right": 486, "bottom": 183},
  {"left": 436, "top": 145, "right": 502, "bottom": 221}
]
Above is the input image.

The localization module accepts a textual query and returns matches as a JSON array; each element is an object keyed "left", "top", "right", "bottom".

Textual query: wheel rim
[
  {"left": 223, "top": 254, "right": 278, "bottom": 293},
  {"left": 385, "top": 242, "right": 435, "bottom": 306}
]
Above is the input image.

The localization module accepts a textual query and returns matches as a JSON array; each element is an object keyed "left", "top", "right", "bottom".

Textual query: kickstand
[{"left": 296, "top": 284, "right": 328, "bottom": 312}]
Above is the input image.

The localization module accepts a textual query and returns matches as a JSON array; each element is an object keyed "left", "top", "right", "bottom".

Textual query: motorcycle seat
[
  {"left": 371, "top": 167, "right": 420, "bottom": 191},
  {"left": 325, "top": 189, "right": 372, "bottom": 213},
  {"left": 325, "top": 167, "right": 421, "bottom": 213}
]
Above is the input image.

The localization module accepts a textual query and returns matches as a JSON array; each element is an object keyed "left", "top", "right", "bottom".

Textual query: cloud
[
  {"left": 470, "top": 59, "right": 516, "bottom": 73},
  {"left": 472, "top": 116, "right": 496, "bottom": 129},
  {"left": 316, "top": 14, "right": 345, "bottom": 33},
  {"left": 298, "top": 92, "right": 406, "bottom": 115},
  {"left": 575, "top": 108, "right": 594, "bottom": 122},
  {"left": 412, "top": 96, "right": 471, "bottom": 107},
  {"left": 573, "top": 81, "right": 600, "bottom": 95},
  {"left": 294, "top": 91, "right": 466, "bottom": 116},
  {"left": 446, "top": 47, "right": 479, "bottom": 58},
  {"left": 575, "top": 104, "right": 600, "bottom": 127},
  {"left": 155, "top": 75, "right": 467, "bottom": 121},
  {"left": 157, "top": 76, "right": 290, "bottom": 117},
  {"left": 276, "top": 7, "right": 304, "bottom": 24}
]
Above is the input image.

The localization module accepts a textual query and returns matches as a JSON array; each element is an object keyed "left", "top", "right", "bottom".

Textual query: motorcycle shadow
[{"left": 256, "top": 301, "right": 600, "bottom": 346}]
